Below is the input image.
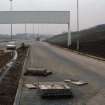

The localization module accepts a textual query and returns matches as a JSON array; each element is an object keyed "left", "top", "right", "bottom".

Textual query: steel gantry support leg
[
  {"left": 76, "top": 0, "right": 80, "bottom": 50},
  {"left": 68, "top": 23, "right": 71, "bottom": 48},
  {"left": 67, "top": 11, "right": 71, "bottom": 48},
  {"left": 10, "top": 0, "right": 13, "bottom": 41}
]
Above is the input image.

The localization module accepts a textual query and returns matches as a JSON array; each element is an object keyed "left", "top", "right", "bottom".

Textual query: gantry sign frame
[{"left": 0, "top": 11, "right": 71, "bottom": 47}]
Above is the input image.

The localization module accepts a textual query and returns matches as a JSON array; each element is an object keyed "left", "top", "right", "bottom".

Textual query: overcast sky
[{"left": 0, "top": 0, "right": 105, "bottom": 35}]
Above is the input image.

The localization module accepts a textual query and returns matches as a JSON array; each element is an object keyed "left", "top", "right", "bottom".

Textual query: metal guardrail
[{"left": 0, "top": 50, "right": 18, "bottom": 83}]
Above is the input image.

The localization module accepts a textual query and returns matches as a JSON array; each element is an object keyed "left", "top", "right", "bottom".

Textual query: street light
[
  {"left": 33, "top": 24, "right": 36, "bottom": 40},
  {"left": 9, "top": 0, "right": 13, "bottom": 41},
  {"left": 76, "top": 0, "right": 80, "bottom": 50},
  {"left": 33, "top": 24, "right": 34, "bottom": 34},
  {"left": 25, "top": 24, "right": 27, "bottom": 33},
  {"left": 37, "top": 24, "right": 39, "bottom": 40}
]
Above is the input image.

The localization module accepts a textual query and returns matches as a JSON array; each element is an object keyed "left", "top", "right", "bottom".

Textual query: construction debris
[
  {"left": 25, "top": 84, "right": 37, "bottom": 89},
  {"left": 64, "top": 79, "right": 88, "bottom": 86},
  {"left": 24, "top": 67, "right": 52, "bottom": 76},
  {"left": 64, "top": 79, "right": 71, "bottom": 83},
  {"left": 71, "top": 80, "right": 88, "bottom": 86},
  {"left": 0, "top": 45, "right": 29, "bottom": 105},
  {"left": 38, "top": 82, "right": 72, "bottom": 98},
  {"left": 0, "top": 50, "right": 4, "bottom": 55}
]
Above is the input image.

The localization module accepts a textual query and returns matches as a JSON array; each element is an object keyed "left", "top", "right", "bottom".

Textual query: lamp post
[
  {"left": 25, "top": 24, "right": 28, "bottom": 39},
  {"left": 33, "top": 24, "right": 36, "bottom": 40},
  {"left": 25, "top": 24, "right": 27, "bottom": 33},
  {"left": 9, "top": 0, "right": 13, "bottom": 41},
  {"left": 33, "top": 24, "right": 34, "bottom": 34},
  {"left": 76, "top": 0, "right": 80, "bottom": 50},
  {"left": 37, "top": 24, "right": 39, "bottom": 40}
]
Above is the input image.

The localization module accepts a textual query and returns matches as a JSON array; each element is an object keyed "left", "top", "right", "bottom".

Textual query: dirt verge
[{"left": 0, "top": 45, "right": 29, "bottom": 105}]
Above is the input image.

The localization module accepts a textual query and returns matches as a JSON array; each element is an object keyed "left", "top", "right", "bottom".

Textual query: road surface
[{"left": 19, "top": 41, "right": 105, "bottom": 105}]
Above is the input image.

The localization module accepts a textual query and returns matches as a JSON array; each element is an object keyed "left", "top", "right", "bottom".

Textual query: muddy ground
[
  {"left": 0, "top": 46, "right": 28, "bottom": 105},
  {"left": 0, "top": 52, "right": 12, "bottom": 68}
]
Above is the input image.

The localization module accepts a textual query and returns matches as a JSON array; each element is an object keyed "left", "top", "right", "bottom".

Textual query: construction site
[{"left": 0, "top": 0, "right": 105, "bottom": 105}]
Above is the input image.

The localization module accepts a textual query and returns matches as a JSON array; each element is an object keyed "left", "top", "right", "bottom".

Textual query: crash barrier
[{"left": 0, "top": 50, "right": 18, "bottom": 83}]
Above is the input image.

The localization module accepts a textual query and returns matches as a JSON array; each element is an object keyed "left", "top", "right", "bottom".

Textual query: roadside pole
[
  {"left": 68, "top": 11, "right": 71, "bottom": 48},
  {"left": 76, "top": 0, "right": 80, "bottom": 50},
  {"left": 9, "top": 0, "right": 13, "bottom": 56},
  {"left": 9, "top": 0, "right": 13, "bottom": 41}
]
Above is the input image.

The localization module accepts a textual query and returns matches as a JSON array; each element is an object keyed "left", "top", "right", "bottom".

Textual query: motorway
[{"left": 18, "top": 41, "right": 105, "bottom": 105}]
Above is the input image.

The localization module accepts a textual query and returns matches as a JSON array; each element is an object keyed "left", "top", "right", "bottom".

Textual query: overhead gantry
[{"left": 0, "top": 11, "right": 71, "bottom": 47}]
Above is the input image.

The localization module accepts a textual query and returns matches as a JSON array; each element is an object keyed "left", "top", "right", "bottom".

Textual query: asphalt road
[{"left": 19, "top": 41, "right": 105, "bottom": 105}]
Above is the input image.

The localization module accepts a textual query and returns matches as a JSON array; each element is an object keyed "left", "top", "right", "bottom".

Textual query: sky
[{"left": 0, "top": 0, "right": 105, "bottom": 35}]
